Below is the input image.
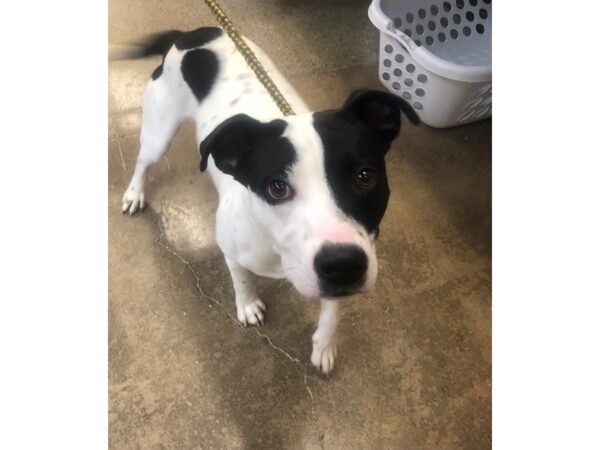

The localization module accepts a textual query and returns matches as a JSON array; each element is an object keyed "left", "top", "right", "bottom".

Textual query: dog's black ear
[
  {"left": 341, "top": 89, "right": 420, "bottom": 144},
  {"left": 199, "top": 114, "right": 286, "bottom": 184}
]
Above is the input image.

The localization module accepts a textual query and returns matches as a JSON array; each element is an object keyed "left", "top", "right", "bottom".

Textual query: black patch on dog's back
[
  {"left": 181, "top": 49, "right": 219, "bottom": 102},
  {"left": 313, "top": 111, "right": 390, "bottom": 233},
  {"left": 175, "top": 27, "right": 223, "bottom": 50},
  {"left": 139, "top": 28, "right": 222, "bottom": 81}
]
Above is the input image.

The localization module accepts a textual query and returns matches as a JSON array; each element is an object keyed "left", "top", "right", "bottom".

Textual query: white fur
[{"left": 123, "top": 32, "right": 378, "bottom": 373}]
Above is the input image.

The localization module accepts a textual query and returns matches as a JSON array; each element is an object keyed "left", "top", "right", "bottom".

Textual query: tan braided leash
[{"left": 204, "top": 0, "right": 295, "bottom": 116}]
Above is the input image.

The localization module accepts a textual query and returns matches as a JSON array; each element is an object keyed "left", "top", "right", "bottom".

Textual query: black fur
[
  {"left": 138, "top": 27, "right": 223, "bottom": 58},
  {"left": 200, "top": 114, "right": 297, "bottom": 205},
  {"left": 181, "top": 49, "right": 219, "bottom": 103},
  {"left": 175, "top": 27, "right": 223, "bottom": 50},
  {"left": 139, "top": 30, "right": 184, "bottom": 57},
  {"left": 341, "top": 89, "right": 420, "bottom": 143},
  {"left": 135, "top": 27, "right": 222, "bottom": 81},
  {"left": 313, "top": 89, "right": 419, "bottom": 233},
  {"left": 151, "top": 65, "right": 163, "bottom": 80}
]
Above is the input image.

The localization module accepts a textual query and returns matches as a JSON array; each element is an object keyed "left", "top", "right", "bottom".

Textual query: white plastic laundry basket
[{"left": 368, "top": 0, "right": 492, "bottom": 128}]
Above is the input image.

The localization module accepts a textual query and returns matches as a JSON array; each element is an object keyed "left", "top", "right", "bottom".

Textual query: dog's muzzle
[{"left": 314, "top": 244, "right": 368, "bottom": 297}]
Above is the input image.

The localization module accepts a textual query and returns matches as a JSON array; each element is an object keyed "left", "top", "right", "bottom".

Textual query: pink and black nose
[{"left": 314, "top": 244, "right": 368, "bottom": 297}]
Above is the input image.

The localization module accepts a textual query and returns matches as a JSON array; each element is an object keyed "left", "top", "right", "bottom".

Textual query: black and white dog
[{"left": 122, "top": 27, "right": 418, "bottom": 373}]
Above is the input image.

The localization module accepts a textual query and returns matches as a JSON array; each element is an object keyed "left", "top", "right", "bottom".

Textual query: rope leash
[{"left": 204, "top": 0, "right": 295, "bottom": 117}]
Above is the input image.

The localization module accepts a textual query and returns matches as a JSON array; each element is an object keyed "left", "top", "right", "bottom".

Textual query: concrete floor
[{"left": 109, "top": 1, "right": 491, "bottom": 448}]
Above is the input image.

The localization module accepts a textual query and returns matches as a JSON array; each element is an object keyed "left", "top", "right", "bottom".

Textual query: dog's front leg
[
  {"left": 311, "top": 299, "right": 340, "bottom": 374},
  {"left": 224, "top": 257, "right": 266, "bottom": 326}
]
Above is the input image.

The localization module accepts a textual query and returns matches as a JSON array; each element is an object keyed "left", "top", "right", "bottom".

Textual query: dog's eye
[
  {"left": 267, "top": 179, "right": 292, "bottom": 201},
  {"left": 356, "top": 168, "right": 377, "bottom": 190}
]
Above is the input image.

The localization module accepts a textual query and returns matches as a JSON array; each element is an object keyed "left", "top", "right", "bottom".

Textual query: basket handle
[
  {"left": 368, "top": 1, "right": 416, "bottom": 53},
  {"left": 385, "top": 25, "right": 417, "bottom": 53}
]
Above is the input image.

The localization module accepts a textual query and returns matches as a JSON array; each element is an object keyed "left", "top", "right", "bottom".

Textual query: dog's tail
[
  {"left": 109, "top": 30, "right": 183, "bottom": 61},
  {"left": 137, "top": 30, "right": 184, "bottom": 57}
]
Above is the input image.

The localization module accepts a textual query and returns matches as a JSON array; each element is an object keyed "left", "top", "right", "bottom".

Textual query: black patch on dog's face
[
  {"left": 175, "top": 27, "right": 223, "bottom": 50},
  {"left": 313, "top": 89, "right": 419, "bottom": 234},
  {"left": 151, "top": 64, "right": 163, "bottom": 80},
  {"left": 181, "top": 49, "right": 219, "bottom": 102},
  {"left": 200, "top": 115, "right": 297, "bottom": 204},
  {"left": 313, "top": 111, "right": 390, "bottom": 233}
]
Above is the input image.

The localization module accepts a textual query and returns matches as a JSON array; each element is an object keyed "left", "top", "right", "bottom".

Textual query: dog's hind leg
[
  {"left": 224, "top": 256, "right": 267, "bottom": 326},
  {"left": 122, "top": 77, "right": 186, "bottom": 215}
]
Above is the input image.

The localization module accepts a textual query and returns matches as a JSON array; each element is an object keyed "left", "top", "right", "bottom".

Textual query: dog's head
[{"left": 200, "top": 89, "right": 419, "bottom": 298}]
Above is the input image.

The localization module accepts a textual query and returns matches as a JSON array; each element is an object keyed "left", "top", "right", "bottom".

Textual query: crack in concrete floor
[{"left": 153, "top": 212, "right": 325, "bottom": 446}]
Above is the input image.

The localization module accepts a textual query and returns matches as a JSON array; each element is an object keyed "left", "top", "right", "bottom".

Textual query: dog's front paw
[
  {"left": 311, "top": 334, "right": 338, "bottom": 374},
  {"left": 236, "top": 298, "right": 266, "bottom": 326},
  {"left": 122, "top": 185, "right": 145, "bottom": 215}
]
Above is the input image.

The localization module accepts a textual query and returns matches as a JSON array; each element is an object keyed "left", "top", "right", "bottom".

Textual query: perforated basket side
[
  {"left": 378, "top": 32, "right": 491, "bottom": 127},
  {"left": 369, "top": 0, "right": 492, "bottom": 83}
]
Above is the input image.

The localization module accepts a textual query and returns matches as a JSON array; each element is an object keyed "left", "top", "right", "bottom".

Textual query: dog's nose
[{"left": 314, "top": 244, "right": 367, "bottom": 296}]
